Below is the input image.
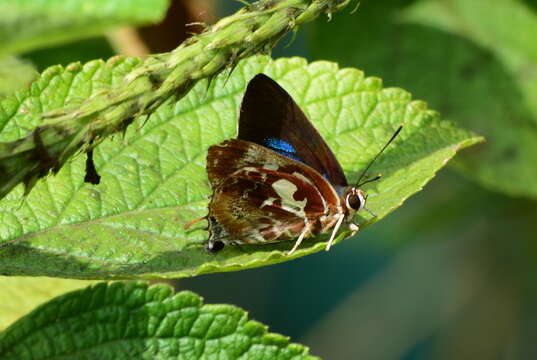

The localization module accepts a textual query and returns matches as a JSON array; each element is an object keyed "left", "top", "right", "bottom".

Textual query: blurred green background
[{"left": 3, "top": 0, "right": 537, "bottom": 359}]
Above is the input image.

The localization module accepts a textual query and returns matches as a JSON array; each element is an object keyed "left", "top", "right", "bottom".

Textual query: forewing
[{"left": 237, "top": 73, "right": 348, "bottom": 188}]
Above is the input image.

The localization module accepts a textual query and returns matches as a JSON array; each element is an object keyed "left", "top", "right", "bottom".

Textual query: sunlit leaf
[{"left": 0, "top": 56, "right": 482, "bottom": 279}]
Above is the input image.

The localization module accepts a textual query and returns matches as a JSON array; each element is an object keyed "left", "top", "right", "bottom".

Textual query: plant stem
[{"left": 0, "top": 0, "right": 352, "bottom": 199}]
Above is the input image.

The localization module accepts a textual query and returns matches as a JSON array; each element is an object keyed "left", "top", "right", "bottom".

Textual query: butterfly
[{"left": 188, "top": 73, "right": 401, "bottom": 255}]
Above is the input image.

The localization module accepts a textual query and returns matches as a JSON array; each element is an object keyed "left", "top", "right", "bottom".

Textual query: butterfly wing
[
  {"left": 206, "top": 139, "right": 340, "bottom": 244},
  {"left": 209, "top": 168, "right": 318, "bottom": 244},
  {"left": 237, "top": 73, "right": 348, "bottom": 189}
]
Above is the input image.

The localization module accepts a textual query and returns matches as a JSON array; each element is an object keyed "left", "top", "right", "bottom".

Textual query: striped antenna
[{"left": 355, "top": 125, "right": 403, "bottom": 187}]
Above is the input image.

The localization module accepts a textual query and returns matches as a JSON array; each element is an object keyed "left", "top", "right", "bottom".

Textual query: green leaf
[
  {"left": 0, "top": 277, "right": 96, "bottom": 331},
  {"left": 0, "top": 282, "right": 317, "bottom": 360},
  {"left": 0, "top": 0, "right": 353, "bottom": 200},
  {"left": 308, "top": 0, "right": 537, "bottom": 198},
  {"left": 0, "top": 0, "right": 169, "bottom": 55},
  {"left": 0, "top": 55, "right": 482, "bottom": 279},
  {"left": 0, "top": 56, "right": 37, "bottom": 98}
]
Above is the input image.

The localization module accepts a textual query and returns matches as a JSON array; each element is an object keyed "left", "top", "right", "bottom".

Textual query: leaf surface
[
  {"left": 0, "top": 56, "right": 482, "bottom": 278},
  {"left": 0, "top": 0, "right": 169, "bottom": 55},
  {"left": 0, "top": 277, "right": 96, "bottom": 331},
  {"left": 0, "top": 56, "right": 36, "bottom": 97},
  {"left": 0, "top": 282, "right": 317, "bottom": 360}
]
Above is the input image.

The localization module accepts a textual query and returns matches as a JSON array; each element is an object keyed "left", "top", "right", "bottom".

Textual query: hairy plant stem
[{"left": 0, "top": 0, "right": 352, "bottom": 199}]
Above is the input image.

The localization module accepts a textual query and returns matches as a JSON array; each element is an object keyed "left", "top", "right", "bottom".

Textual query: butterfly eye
[
  {"left": 346, "top": 191, "right": 366, "bottom": 211},
  {"left": 206, "top": 240, "right": 225, "bottom": 253}
]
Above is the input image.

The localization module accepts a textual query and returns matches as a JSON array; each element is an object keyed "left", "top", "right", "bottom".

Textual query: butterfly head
[{"left": 344, "top": 187, "right": 367, "bottom": 214}]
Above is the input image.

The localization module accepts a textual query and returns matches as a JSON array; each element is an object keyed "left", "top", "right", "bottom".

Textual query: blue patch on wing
[
  {"left": 263, "top": 138, "right": 302, "bottom": 162},
  {"left": 263, "top": 137, "right": 331, "bottom": 182},
  {"left": 264, "top": 138, "right": 296, "bottom": 154}
]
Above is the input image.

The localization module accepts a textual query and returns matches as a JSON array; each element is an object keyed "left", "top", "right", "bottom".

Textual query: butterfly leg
[
  {"left": 184, "top": 216, "right": 207, "bottom": 230},
  {"left": 325, "top": 213, "right": 345, "bottom": 251},
  {"left": 287, "top": 221, "right": 313, "bottom": 256}
]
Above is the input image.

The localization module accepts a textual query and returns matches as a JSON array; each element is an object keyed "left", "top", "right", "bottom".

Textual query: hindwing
[{"left": 206, "top": 139, "right": 341, "bottom": 244}]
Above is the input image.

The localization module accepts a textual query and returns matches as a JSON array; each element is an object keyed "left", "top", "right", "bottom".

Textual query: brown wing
[
  {"left": 207, "top": 139, "right": 340, "bottom": 206},
  {"left": 209, "top": 167, "right": 324, "bottom": 244},
  {"left": 206, "top": 139, "right": 341, "bottom": 244}
]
